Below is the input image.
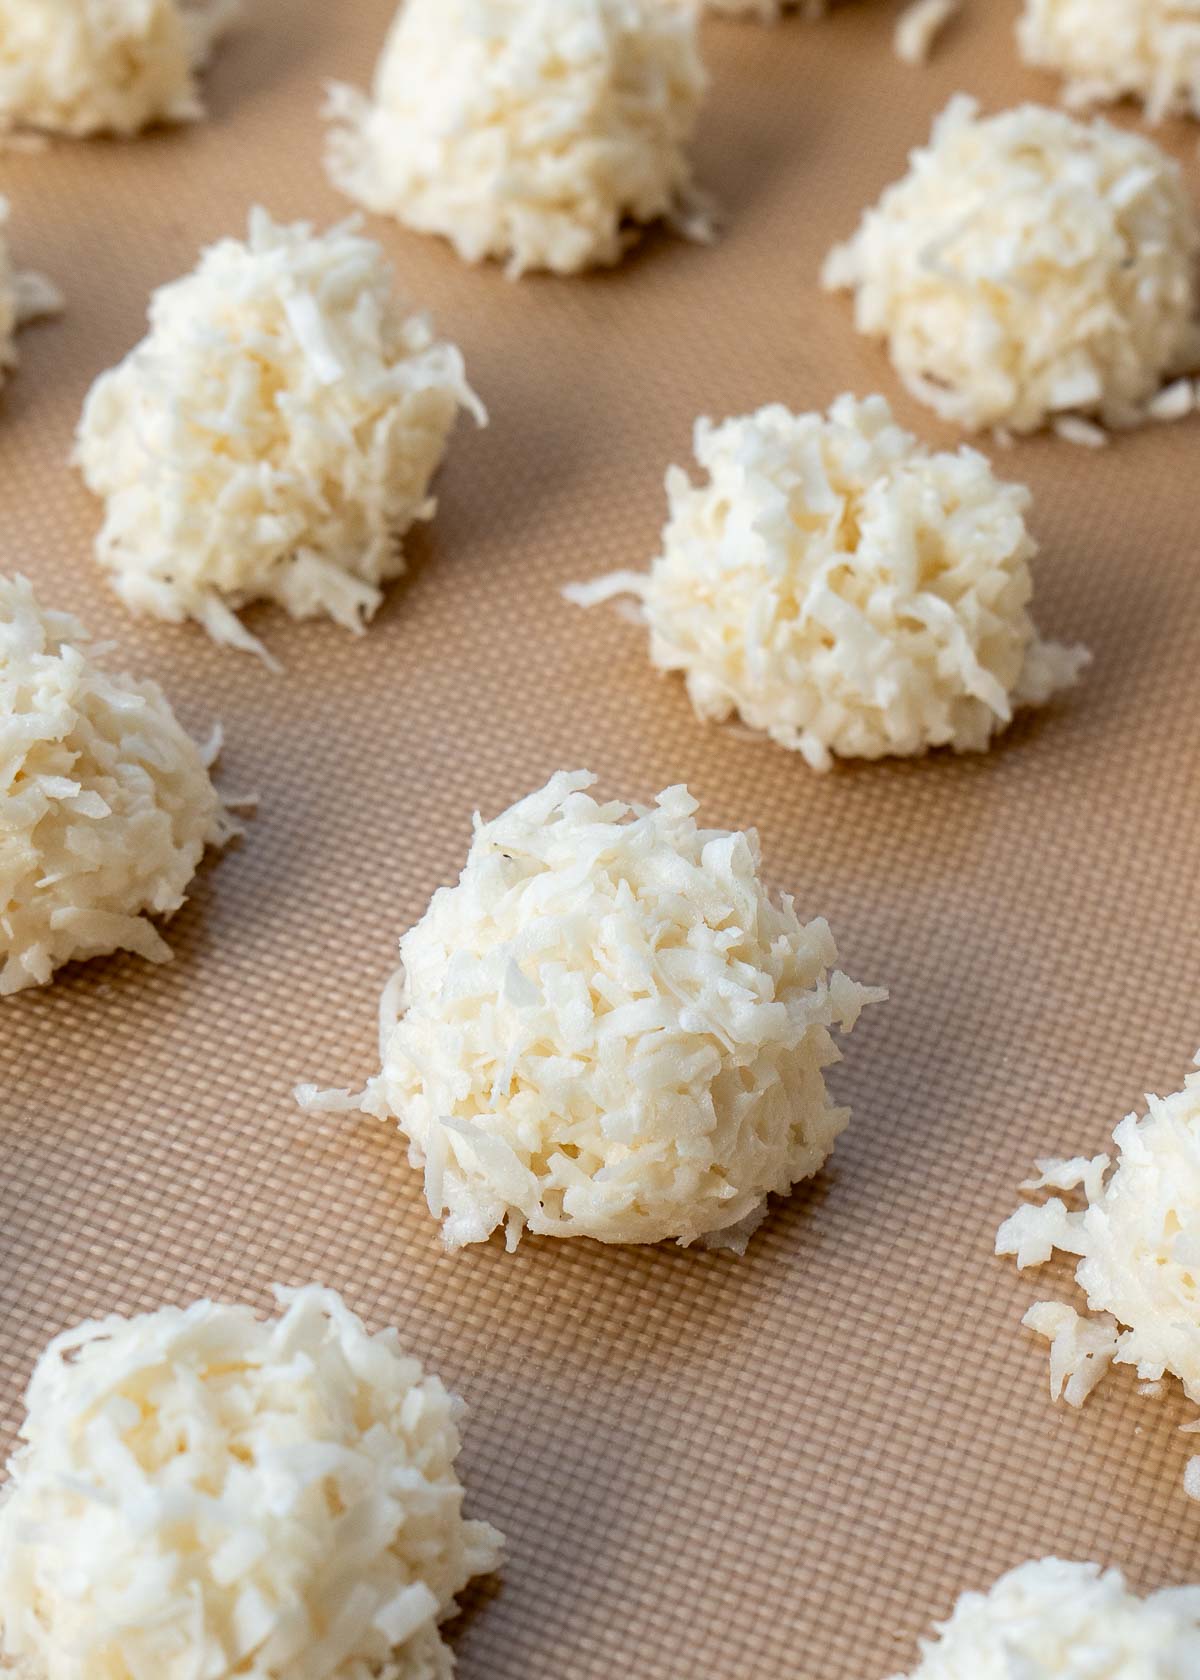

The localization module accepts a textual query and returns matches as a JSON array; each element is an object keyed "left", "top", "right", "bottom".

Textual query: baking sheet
[{"left": 3, "top": 2, "right": 1200, "bottom": 1675}]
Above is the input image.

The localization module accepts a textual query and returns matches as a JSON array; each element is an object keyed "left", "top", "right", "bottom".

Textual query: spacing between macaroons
[
  {"left": 0, "top": 573, "right": 233, "bottom": 996},
  {"left": 0, "top": 1286, "right": 503, "bottom": 1680},
  {"left": 1018, "top": 0, "right": 1200, "bottom": 122},
  {"left": 76, "top": 208, "right": 483, "bottom": 666},
  {"left": 0, "top": 0, "right": 237, "bottom": 137},
  {"left": 566, "top": 394, "right": 1088, "bottom": 770},
  {"left": 823, "top": 96, "right": 1200, "bottom": 435},
  {"left": 324, "top": 0, "right": 711, "bottom": 277},
  {"left": 299, "top": 771, "right": 883, "bottom": 1251},
  {"left": 886, "top": 1558, "right": 1200, "bottom": 1679}
]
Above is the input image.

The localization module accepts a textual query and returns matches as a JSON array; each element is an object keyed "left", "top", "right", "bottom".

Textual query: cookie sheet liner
[{"left": 2, "top": 3, "right": 1198, "bottom": 1675}]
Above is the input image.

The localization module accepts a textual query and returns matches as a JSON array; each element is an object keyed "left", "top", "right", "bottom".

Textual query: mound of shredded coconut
[
  {"left": 0, "top": 0, "right": 237, "bottom": 137},
  {"left": 997, "top": 1062, "right": 1200, "bottom": 1487},
  {"left": 0, "top": 197, "right": 61, "bottom": 384},
  {"left": 565, "top": 395, "right": 1088, "bottom": 770},
  {"left": 1019, "top": 0, "right": 1200, "bottom": 121},
  {"left": 0, "top": 1286, "right": 503, "bottom": 1680},
  {"left": 298, "top": 770, "right": 883, "bottom": 1251},
  {"left": 324, "top": 0, "right": 711, "bottom": 278},
  {"left": 76, "top": 208, "right": 482, "bottom": 666},
  {"left": 887, "top": 1558, "right": 1200, "bottom": 1679},
  {"left": 0, "top": 573, "right": 233, "bottom": 997},
  {"left": 823, "top": 96, "right": 1200, "bottom": 435}
]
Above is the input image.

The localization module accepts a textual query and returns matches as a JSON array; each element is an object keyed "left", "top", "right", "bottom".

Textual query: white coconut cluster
[
  {"left": 0, "top": 573, "right": 232, "bottom": 997},
  {"left": 1019, "top": 0, "right": 1200, "bottom": 122},
  {"left": 998, "top": 1063, "right": 1200, "bottom": 1430},
  {"left": 299, "top": 770, "right": 883, "bottom": 1252},
  {"left": 0, "top": 0, "right": 238, "bottom": 137},
  {"left": 0, "top": 196, "right": 61, "bottom": 386},
  {"left": 76, "top": 208, "right": 482, "bottom": 666},
  {"left": 567, "top": 395, "right": 1087, "bottom": 770},
  {"left": 887, "top": 1558, "right": 1200, "bottom": 1679},
  {"left": 0, "top": 1286, "right": 504, "bottom": 1680},
  {"left": 324, "top": 0, "right": 710, "bottom": 277},
  {"left": 823, "top": 96, "right": 1200, "bottom": 435}
]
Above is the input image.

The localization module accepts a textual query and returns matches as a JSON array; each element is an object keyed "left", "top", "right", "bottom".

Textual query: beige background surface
[{"left": 3, "top": 2, "right": 1200, "bottom": 1675}]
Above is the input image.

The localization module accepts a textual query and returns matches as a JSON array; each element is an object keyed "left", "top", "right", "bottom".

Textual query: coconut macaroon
[
  {"left": 324, "top": 0, "right": 710, "bottom": 278},
  {"left": 0, "top": 1286, "right": 504, "bottom": 1680},
  {"left": 299, "top": 771, "right": 883, "bottom": 1252},
  {"left": 1019, "top": 0, "right": 1200, "bottom": 122},
  {"left": 823, "top": 96, "right": 1200, "bottom": 436},
  {"left": 0, "top": 197, "right": 61, "bottom": 385},
  {"left": 0, "top": 573, "right": 233, "bottom": 997},
  {"left": 76, "top": 208, "right": 483, "bottom": 666},
  {"left": 887, "top": 1558, "right": 1200, "bottom": 1679},
  {"left": 997, "top": 1063, "right": 1200, "bottom": 1456},
  {"left": 0, "top": 0, "right": 237, "bottom": 137},
  {"left": 566, "top": 395, "right": 1088, "bottom": 770}
]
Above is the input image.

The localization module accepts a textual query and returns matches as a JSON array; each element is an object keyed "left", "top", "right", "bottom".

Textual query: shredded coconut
[
  {"left": 0, "top": 1286, "right": 503, "bottom": 1680},
  {"left": 998, "top": 1062, "right": 1200, "bottom": 1480},
  {"left": 324, "top": 0, "right": 711, "bottom": 278},
  {"left": 823, "top": 95, "right": 1200, "bottom": 435},
  {"left": 1019, "top": 0, "right": 1200, "bottom": 122},
  {"left": 565, "top": 394, "right": 1088, "bottom": 770},
  {"left": 0, "top": 573, "right": 233, "bottom": 997},
  {"left": 0, "top": 0, "right": 237, "bottom": 137},
  {"left": 887, "top": 1557, "right": 1200, "bottom": 1678},
  {"left": 76, "top": 208, "right": 482, "bottom": 667},
  {"left": 0, "top": 197, "right": 61, "bottom": 384},
  {"left": 894, "top": 0, "right": 962, "bottom": 64},
  {"left": 298, "top": 770, "right": 883, "bottom": 1251}
]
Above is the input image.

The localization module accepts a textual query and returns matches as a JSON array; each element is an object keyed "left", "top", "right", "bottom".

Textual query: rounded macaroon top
[
  {"left": 0, "top": 1285, "right": 504, "bottom": 1680},
  {"left": 0, "top": 0, "right": 237, "bottom": 137},
  {"left": 324, "top": 0, "right": 710, "bottom": 276},
  {"left": 300, "top": 770, "right": 883, "bottom": 1251},
  {"left": 823, "top": 96, "right": 1200, "bottom": 435},
  {"left": 567, "top": 393, "right": 1088, "bottom": 768}
]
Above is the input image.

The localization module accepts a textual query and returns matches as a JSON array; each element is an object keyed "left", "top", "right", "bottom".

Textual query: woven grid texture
[{"left": 2, "top": 2, "right": 1200, "bottom": 1676}]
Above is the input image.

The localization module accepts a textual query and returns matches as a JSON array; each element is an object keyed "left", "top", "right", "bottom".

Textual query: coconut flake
[{"left": 894, "top": 0, "right": 963, "bottom": 65}]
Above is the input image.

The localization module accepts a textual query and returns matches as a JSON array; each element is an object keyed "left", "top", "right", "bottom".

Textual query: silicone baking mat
[{"left": 3, "top": 2, "right": 1199, "bottom": 1675}]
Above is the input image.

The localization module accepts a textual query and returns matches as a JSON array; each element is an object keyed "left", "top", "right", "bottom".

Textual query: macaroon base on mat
[{"left": 2, "top": 2, "right": 1198, "bottom": 1676}]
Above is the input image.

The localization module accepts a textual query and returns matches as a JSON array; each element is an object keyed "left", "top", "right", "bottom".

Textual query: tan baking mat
[{"left": 3, "top": 1, "right": 1200, "bottom": 1675}]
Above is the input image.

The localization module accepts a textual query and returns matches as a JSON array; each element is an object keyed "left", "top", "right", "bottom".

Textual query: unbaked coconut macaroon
[
  {"left": 1018, "top": 0, "right": 1200, "bottom": 122},
  {"left": 0, "top": 197, "right": 61, "bottom": 384},
  {"left": 0, "top": 573, "right": 233, "bottom": 997},
  {"left": 298, "top": 771, "right": 883, "bottom": 1252},
  {"left": 886, "top": 1558, "right": 1200, "bottom": 1678},
  {"left": 823, "top": 96, "right": 1200, "bottom": 438},
  {"left": 997, "top": 1060, "right": 1200, "bottom": 1495},
  {"left": 0, "top": 1286, "right": 503, "bottom": 1680},
  {"left": 0, "top": 0, "right": 237, "bottom": 137},
  {"left": 324, "top": 0, "right": 711, "bottom": 277},
  {"left": 566, "top": 394, "right": 1088, "bottom": 770},
  {"left": 76, "top": 208, "right": 483, "bottom": 666}
]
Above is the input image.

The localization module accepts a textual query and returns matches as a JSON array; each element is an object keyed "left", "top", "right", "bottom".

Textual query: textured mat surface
[{"left": 2, "top": 2, "right": 1199, "bottom": 1676}]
